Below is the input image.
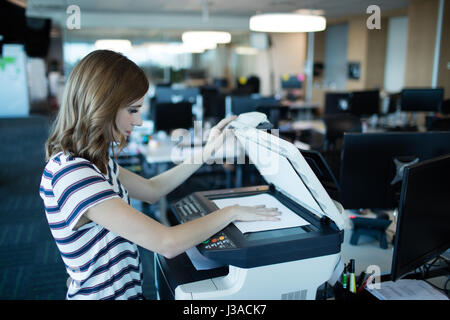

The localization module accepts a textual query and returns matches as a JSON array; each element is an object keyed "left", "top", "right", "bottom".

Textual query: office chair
[
  {"left": 321, "top": 114, "right": 362, "bottom": 181},
  {"left": 441, "top": 99, "right": 450, "bottom": 114},
  {"left": 426, "top": 116, "right": 450, "bottom": 131}
]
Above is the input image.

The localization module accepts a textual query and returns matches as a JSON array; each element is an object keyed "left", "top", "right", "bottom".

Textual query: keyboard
[{"left": 172, "top": 195, "right": 207, "bottom": 223}]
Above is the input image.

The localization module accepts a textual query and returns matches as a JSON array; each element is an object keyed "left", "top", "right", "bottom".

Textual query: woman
[{"left": 39, "top": 50, "right": 280, "bottom": 300}]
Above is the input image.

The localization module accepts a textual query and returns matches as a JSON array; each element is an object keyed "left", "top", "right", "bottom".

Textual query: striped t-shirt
[{"left": 39, "top": 152, "right": 144, "bottom": 300}]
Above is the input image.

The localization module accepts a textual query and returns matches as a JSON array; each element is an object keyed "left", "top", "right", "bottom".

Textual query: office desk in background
[
  {"left": 281, "top": 100, "right": 321, "bottom": 121},
  {"left": 139, "top": 137, "right": 245, "bottom": 225}
]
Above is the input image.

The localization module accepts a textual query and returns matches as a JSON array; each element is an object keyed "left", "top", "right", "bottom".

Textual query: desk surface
[{"left": 281, "top": 100, "right": 321, "bottom": 110}]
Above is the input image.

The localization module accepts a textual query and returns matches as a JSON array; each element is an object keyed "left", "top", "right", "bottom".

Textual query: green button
[{"left": 202, "top": 240, "right": 210, "bottom": 244}]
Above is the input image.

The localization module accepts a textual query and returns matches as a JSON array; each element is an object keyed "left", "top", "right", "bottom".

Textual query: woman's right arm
[{"left": 84, "top": 198, "right": 280, "bottom": 259}]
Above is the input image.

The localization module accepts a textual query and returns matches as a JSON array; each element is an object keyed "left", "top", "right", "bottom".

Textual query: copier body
[{"left": 155, "top": 185, "right": 344, "bottom": 300}]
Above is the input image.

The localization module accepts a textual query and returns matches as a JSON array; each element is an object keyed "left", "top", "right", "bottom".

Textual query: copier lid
[{"left": 233, "top": 127, "right": 346, "bottom": 231}]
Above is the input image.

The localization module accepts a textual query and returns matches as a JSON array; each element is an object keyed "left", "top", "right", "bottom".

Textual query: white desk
[
  {"left": 282, "top": 100, "right": 321, "bottom": 120},
  {"left": 144, "top": 136, "right": 245, "bottom": 165},
  {"left": 289, "top": 119, "right": 326, "bottom": 135}
]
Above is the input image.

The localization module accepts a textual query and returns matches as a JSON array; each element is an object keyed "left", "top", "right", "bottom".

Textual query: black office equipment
[
  {"left": 386, "top": 92, "right": 401, "bottom": 114},
  {"left": 391, "top": 154, "right": 450, "bottom": 281},
  {"left": 324, "top": 92, "right": 351, "bottom": 115},
  {"left": 230, "top": 95, "right": 280, "bottom": 115},
  {"left": 425, "top": 115, "right": 450, "bottom": 131},
  {"left": 299, "top": 149, "right": 340, "bottom": 200},
  {"left": 201, "top": 86, "right": 225, "bottom": 124},
  {"left": 400, "top": 88, "right": 444, "bottom": 112},
  {"left": 155, "top": 87, "right": 199, "bottom": 104},
  {"left": 440, "top": 99, "right": 450, "bottom": 114},
  {"left": 348, "top": 90, "right": 380, "bottom": 116},
  {"left": 151, "top": 102, "right": 193, "bottom": 133},
  {"left": 155, "top": 127, "right": 346, "bottom": 299},
  {"left": 339, "top": 132, "right": 450, "bottom": 209},
  {"left": 25, "top": 17, "right": 51, "bottom": 57}
]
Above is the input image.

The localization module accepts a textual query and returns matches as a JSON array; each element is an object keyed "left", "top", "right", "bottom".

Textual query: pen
[
  {"left": 357, "top": 277, "right": 370, "bottom": 294},
  {"left": 342, "top": 264, "right": 348, "bottom": 290},
  {"left": 349, "top": 259, "right": 356, "bottom": 293},
  {"left": 357, "top": 271, "right": 366, "bottom": 290}
]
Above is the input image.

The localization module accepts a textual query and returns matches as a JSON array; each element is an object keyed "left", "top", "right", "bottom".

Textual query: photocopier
[{"left": 154, "top": 112, "right": 346, "bottom": 300}]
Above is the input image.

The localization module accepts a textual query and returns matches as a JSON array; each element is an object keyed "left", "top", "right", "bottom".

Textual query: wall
[
  {"left": 365, "top": 19, "right": 388, "bottom": 89},
  {"left": 346, "top": 16, "right": 369, "bottom": 91},
  {"left": 241, "top": 33, "right": 307, "bottom": 96},
  {"left": 404, "top": 0, "right": 440, "bottom": 87},
  {"left": 324, "top": 23, "right": 348, "bottom": 90},
  {"left": 266, "top": 33, "right": 307, "bottom": 95},
  {"left": 384, "top": 16, "right": 409, "bottom": 92}
]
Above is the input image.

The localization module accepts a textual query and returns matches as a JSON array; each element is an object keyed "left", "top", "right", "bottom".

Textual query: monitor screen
[
  {"left": 155, "top": 87, "right": 199, "bottom": 104},
  {"left": 201, "top": 86, "right": 225, "bottom": 122},
  {"left": 339, "top": 132, "right": 450, "bottom": 209},
  {"left": 391, "top": 154, "right": 450, "bottom": 281},
  {"left": 299, "top": 148, "right": 340, "bottom": 200},
  {"left": 349, "top": 90, "right": 380, "bottom": 116},
  {"left": 152, "top": 102, "right": 193, "bottom": 132},
  {"left": 281, "top": 75, "right": 303, "bottom": 89},
  {"left": 400, "top": 88, "right": 444, "bottom": 112},
  {"left": 324, "top": 92, "right": 351, "bottom": 115}
]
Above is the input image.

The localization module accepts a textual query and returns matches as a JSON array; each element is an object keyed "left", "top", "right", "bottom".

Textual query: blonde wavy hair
[{"left": 45, "top": 50, "right": 149, "bottom": 173}]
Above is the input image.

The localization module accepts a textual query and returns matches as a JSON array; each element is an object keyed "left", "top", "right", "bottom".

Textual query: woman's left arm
[{"left": 119, "top": 116, "right": 236, "bottom": 204}]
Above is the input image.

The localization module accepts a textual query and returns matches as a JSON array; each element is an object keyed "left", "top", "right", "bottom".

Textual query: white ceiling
[
  {"left": 24, "top": 0, "right": 411, "bottom": 42},
  {"left": 27, "top": 0, "right": 410, "bottom": 18}
]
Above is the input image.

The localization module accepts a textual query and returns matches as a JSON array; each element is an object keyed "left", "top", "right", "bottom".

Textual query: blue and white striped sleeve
[{"left": 50, "top": 160, "right": 120, "bottom": 231}]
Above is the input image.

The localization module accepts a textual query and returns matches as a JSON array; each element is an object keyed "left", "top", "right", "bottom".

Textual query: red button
[{"left": 211, "top": 238, "right": 217, "bottom": 243}]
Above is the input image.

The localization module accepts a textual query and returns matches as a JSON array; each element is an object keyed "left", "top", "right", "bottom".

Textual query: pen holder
[{"left": 333, "top": 282, "right": 359, "bottom": 301}]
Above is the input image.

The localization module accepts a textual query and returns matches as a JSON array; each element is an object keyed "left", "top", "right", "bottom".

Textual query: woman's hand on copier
[{"left": 229, "top": 205, "right": 281, "bottom": 222}]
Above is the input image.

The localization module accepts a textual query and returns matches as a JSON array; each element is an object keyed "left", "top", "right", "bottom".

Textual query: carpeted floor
[{"left": 0, "top": 116, "right": 157, "bottom": 299}]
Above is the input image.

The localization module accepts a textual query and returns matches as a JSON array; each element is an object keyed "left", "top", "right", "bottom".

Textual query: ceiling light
[
  {"left": 182, "top": 31, "right": 232, "bottom": 45},
  {"left": 95, "top": 39, "right": 132, "bottom": 52},
  {"left": 235, "top": 46, "right": 259, "bottom": 55},
  {"left": 249, "top": 13, "right": 326, "bottom": 33}
]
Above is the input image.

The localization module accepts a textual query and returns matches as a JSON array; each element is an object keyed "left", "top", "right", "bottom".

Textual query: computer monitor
[
  {"left": 391, "top": 154, "right": 450, "bottom": 281},
  {"left": 151, "top": 102, "right": 193, "bottom": 133},
  {"left": 230, "top": 95, "right": 280, "bottom": 115},
  {"left": 235, "top": 76, "right": 260, "bottom": 95},
  {"left": 281, "top": 75, "right": 303, "bottom": 89},
  {"left": 299, "top": 148, "right": 341, "bottom": 200},
  {"left": 386, "top": 92, "right": 401, "bottom": 114},
  {"left": 400, "top": 88, "right": 444, "bottom": 112},
  {"left": 201, "top": 86, "right": 225, "bottom": 123},
  {"left": 324, "top": 92, "right": 351, "bottom": 115},
  {"left": 339, "top": 132, "right": 450, "bottom": 209},
  {"left": 155, "top": 87, "right": 199, "bottom": 104},
  {"left": 348, "top": 90, "right": 380, "bottom": 116}
]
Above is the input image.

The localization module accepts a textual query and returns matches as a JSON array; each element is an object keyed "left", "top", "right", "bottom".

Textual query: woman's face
[{"left": 114, "top": 96, "right": 144, "bottom": 140}]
